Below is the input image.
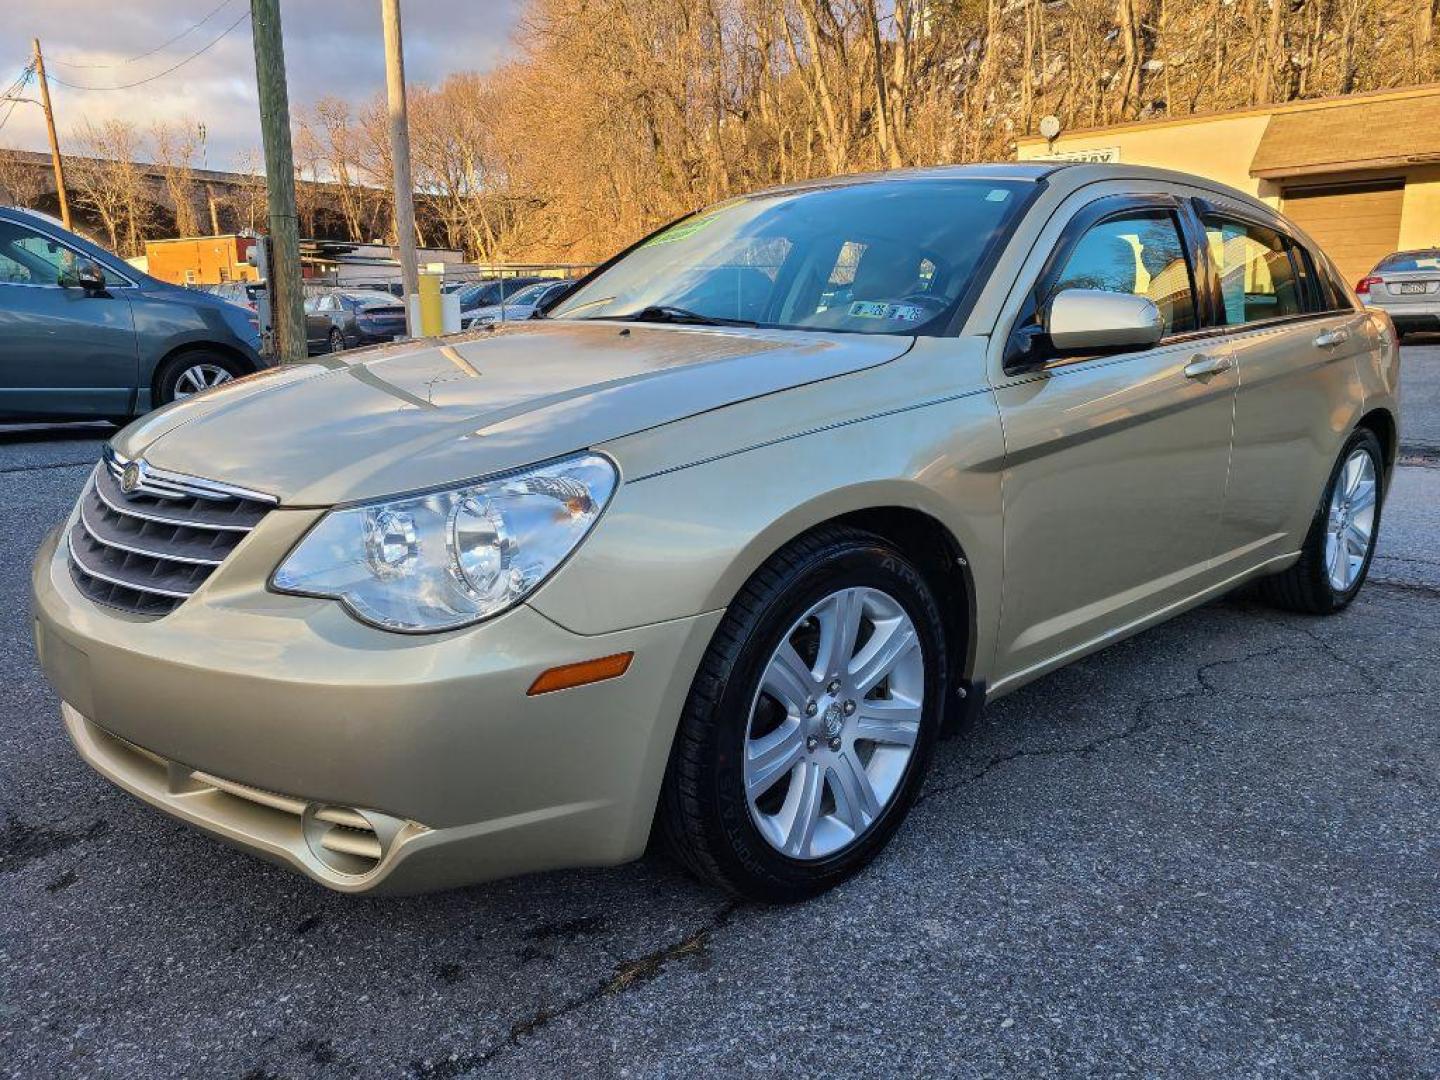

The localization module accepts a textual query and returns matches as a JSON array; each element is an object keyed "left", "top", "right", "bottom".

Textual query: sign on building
[{"left": 1034, "top": 146, "right": 1122, "bottom": 163}]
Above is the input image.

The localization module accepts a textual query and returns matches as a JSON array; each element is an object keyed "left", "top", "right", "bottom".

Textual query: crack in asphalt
[
  {"left": 0, "top": 459, "right": 94, "bottom": 475},
  {"left": 410, "top": 902, "right": 741, "bottom": 1078}
]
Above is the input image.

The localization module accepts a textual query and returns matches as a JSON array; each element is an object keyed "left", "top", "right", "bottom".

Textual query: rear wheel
[
  {"left": 1258, "top": 428, "right": 1384, "bottom": 614},
  {"left": 156, "top": 351, "right": 243, "bottom": 405},
  {"left": 659, "top": 526, "right": 947, "bottom": 901}
]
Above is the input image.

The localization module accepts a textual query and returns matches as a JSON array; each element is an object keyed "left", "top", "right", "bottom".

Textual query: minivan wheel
[
  {"left": 1258, "top": 428, "right": 1385, "bottom": 614},
  {"left": 659, "top": 525, "right": 946, "bottom": 901},
  {"left": 157, "top": 352, "right": 242, "bottom": 404}
]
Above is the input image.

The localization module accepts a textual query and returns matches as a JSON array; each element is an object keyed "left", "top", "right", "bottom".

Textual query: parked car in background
[
  {"left": 304, "top": 288, "right": 409, "bottom": 353},
  {"left": 208, "top": 281, "right": 267, "bottom": 312},
  {"left": 0, "top": 206, "right": 268, "bottom": 420},
  {"left": 456, "top": 276, "right": 547, "bottom": 315},
  {"left": 33, "top": 164, "right": 1398, "bottom": 902},
  {"left": 1356, "top": 248, "right": 1440, "bottom": 338},
  {"left": 462, "top": 279, "right": 573, "bottom": 327}
]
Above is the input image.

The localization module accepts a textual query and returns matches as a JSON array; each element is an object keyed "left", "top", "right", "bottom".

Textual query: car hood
[{"left": 115, "top": 320, "right": 910, "bottom": 506}]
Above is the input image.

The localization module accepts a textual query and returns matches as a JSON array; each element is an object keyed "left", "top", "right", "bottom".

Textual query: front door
[
  {"left": 0, "top": 217, "right": 137, "bottom": 419},
  {"left": 990, "top": 198, "right": 1238, "bottom": 687}
]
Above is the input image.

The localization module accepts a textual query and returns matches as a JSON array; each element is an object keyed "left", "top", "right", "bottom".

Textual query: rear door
[
  {"left": 1195, "top": 200, "right": 1369, "bottom": 567},
  {"left": 0, "top": 215, "right": 138, "bottom": 419},
  {"left": 989, "top": 192, "right": 1238, "bottom": 685}
]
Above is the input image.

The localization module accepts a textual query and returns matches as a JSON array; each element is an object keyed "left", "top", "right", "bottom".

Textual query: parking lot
[{"left": 1, "top": 342, "right": 1437, "bottom": 1078}]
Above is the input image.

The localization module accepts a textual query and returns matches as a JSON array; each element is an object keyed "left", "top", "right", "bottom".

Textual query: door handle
[
  {"left": 1314, "top": 327, "right": 1350, "bottom": 349},
  {"left": 1183, "top": 353, "right": 1233, "bottom": 379}
]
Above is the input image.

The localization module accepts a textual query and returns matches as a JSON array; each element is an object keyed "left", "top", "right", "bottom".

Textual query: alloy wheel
[
  {"left": 173, "top": 363, "right": 233, "bottom": 399},
  {"left": 1324, "top": 446, "right": 1378, "bottom": 592},
  {"left": 744, "top": 586, "right": 924, "bottom": 861}
]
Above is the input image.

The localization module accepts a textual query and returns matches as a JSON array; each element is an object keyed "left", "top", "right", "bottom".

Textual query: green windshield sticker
[
  {"left": 640, "top": 213, "right": 721, "bottom": 248},
  {"left": 849, "top": 301, "right": 926, "bottom": 322}
]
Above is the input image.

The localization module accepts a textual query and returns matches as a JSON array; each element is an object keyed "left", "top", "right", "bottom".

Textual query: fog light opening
[{"left": 301, "top": 804, "right": 404, "bottom": 878}]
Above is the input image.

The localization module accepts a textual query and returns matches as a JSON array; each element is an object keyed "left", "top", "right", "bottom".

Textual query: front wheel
[
  {"left": 156, "top": 351, "right": 243, "bottom": 405},
  {"left": 659, "top": 526, "right": 947, "bottom": 901},
  {"left": 1258, "top": 428, "right": 1385, "bottom": 614}
]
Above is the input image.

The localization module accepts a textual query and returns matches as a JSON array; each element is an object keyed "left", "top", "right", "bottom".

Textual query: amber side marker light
[{"left": 527, "top": 652, "right": 634, "bottom": 696}]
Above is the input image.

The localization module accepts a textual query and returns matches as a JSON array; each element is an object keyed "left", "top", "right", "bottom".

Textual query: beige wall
[
  {"left": 1018, "top": 115, "right": 1440, "bottom": 252},
  {"left": 1398, "top": 165, "right": 1440, "bottom": 250},
  {"left": 1017, "top": 114, "right": 1276, "bottom": 204}
]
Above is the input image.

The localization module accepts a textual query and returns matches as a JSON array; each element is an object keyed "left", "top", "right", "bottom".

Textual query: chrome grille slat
[
  {"left": 78, "top": 491, "right": 229, "bottom": 566},
  {"left": 68, "top": 455, "right": 275, "bottom": 618},
  {"left": 94, "top": 461, "right": 267, "bottom": 531}
]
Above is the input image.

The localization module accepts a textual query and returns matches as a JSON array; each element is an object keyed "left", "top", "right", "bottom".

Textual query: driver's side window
[
  {"left": 1052, "top": 211, "right": 1197, "bottom": 335},
  {"left": 0, "top": 220, "right": 75, "bottom": 286}
]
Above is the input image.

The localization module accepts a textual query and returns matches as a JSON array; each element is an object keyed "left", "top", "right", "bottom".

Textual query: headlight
[{"left": 271, "top": 453, "right": 617, "bottom": 632}]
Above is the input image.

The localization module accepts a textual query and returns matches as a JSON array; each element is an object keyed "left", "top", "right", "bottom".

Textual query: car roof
[{"left": 747, "top": 161, "right": 1273, "bottom": 219}]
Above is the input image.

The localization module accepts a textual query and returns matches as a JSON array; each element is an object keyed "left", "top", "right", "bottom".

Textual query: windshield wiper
[{"left": 601, "top": 305, "right": 758, "bottom": 328}]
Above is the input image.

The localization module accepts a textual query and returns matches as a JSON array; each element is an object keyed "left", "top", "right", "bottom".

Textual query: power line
[
  {"left": 46, "top": 0, "right": 239, "bottom": 69},
  {"left": 44, "top": 9, "right": 251, "bottom": 92},
  {"left": 0, "top": 65, "right": 36, "bottom": 137}
]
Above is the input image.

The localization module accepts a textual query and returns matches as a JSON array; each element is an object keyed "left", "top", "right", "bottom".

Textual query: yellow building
[{"left": 1016, "top": 83, "right": 1440, "bottom": 286}]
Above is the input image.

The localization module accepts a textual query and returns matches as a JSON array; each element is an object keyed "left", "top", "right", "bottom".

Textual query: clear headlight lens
[{"left": 271, "top": 454, "right": 617, "bottom": 632}]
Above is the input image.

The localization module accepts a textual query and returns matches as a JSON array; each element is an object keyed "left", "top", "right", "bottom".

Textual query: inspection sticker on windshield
[{"left": 849, "top": 301, "right": 926, "bottom": 322}]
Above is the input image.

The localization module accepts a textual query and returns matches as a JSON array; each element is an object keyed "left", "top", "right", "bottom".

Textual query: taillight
[{"left": 1355, "top": 276, "right": 1381, "bottom": 296}]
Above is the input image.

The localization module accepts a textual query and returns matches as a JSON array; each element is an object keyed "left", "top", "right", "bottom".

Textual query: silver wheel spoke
[
  {"left": 849, "top": 618, "right": 918, "bottom": 696},
  {"left": 763, "top": 641, "right": 818, "bottom": 715},
  {"left": 746, "top": 720, "right": 806, "bottom": 800},
  {"left": 853, "top": 697, "right": 921, "bottom": 747},
  {"left": 814, "top": 588, "right": 863, "bottom": 680},
  {"left": 828, "top": 752, "right": 880, "bottom": 832},
  {"left": 782, "top": 761, "right": 825, "bottom": 858}
]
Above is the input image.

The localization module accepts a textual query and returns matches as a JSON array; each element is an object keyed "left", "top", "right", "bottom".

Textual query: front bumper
[{"left": 32, "top": 520, "right": 721, "bottom": 894}]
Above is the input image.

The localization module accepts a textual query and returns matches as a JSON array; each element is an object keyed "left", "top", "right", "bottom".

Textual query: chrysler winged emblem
[{"left": 120, "top": 461, "right": 143, "bottom": 495}]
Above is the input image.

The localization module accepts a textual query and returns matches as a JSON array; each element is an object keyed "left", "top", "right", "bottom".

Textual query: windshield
[{"left": 550, "top": 178, "right": 1032, "bottom": 335}]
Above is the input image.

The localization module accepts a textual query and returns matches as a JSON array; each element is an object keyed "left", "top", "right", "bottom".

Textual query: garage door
[{"left": 1280, "top": 181, "right": 1404, "bottom": 287}]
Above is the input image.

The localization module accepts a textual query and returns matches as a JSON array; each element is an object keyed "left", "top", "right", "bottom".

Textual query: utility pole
[
  {"left": 31, "top": 39, "right": 71, "bottom": 230},
  {"left": 381, "top": 0, "right": 419, "bottom": 333},
  {"left": 248, "top": 0, "right": 306, "bottom": 364}
]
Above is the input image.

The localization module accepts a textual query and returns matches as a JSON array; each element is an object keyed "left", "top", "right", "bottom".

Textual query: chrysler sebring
[{"left": 33, "top": 164, "right": 1399, "bottom": 901}]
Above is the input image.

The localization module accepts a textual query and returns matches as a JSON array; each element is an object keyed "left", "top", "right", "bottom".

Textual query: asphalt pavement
[{"left": 2, "top": 345, "right": 1437, "bottom": 1078}]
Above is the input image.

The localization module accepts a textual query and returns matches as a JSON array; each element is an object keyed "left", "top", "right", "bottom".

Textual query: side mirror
[
  {"left": 73, "top": 260, "right": 108, "bottom": 295},
  {"left": 1044, "top": 288, "right": 1163, "bottom": 354}
]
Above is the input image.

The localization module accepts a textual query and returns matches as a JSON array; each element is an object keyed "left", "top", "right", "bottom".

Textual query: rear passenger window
[
  {"left": 1202, "top": 215, "right": 1303, "bottom": 324},
  {"left": 1050, "top": 211, "right": 1196, "bottom": 334}
]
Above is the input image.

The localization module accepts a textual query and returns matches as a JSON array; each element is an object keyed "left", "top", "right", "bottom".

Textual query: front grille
[{"left": 67, "top": 450, "right": 276, "bottom": 617}]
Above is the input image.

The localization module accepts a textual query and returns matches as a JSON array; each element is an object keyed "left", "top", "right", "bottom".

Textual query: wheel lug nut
[
  {"left": 829, "top": 737, "right": 842, "bottom": 751},
  {"left": 806, "top": 736, "right": 818, "bottom": 751},
  {"left": 805, "top": 700, "right": 818, "bottom": 717},
  {"left": 843, "top": 700, "right": 856, "bottom": 715},
  {"left": 827, "top": 679, "right": 841, "bottom": 694}
]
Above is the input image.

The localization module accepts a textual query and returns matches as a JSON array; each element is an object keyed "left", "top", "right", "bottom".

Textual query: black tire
[
  {"left": 155, "top": 350, "right": 245, "bottom": 406},
  {"left": 329, "top": 328, "right": 345, "bottom": 353},
  {"left": 659, "top": 525, "right": 948, "bottom": 902},
  {"left": 1257, "top": 428, "right": 1385, "bottom": 614}
]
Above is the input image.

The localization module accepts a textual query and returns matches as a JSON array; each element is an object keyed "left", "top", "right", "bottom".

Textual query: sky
[{"left": 0, "top": 1, "right": 523, "bottom": 172}]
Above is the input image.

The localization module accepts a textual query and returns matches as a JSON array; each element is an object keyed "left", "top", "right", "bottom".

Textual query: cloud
[{"left": 2, "top": 0, "right": 522, "bottom": 171}]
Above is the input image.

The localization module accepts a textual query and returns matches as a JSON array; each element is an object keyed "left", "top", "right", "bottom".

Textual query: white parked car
[{"left": 463, "top": 280, "right": 573, "bottom": 328}]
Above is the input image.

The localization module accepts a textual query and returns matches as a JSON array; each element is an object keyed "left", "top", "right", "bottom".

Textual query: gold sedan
[{"left": 32, "top": 164, "right": 1399, "bottom": 901}]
